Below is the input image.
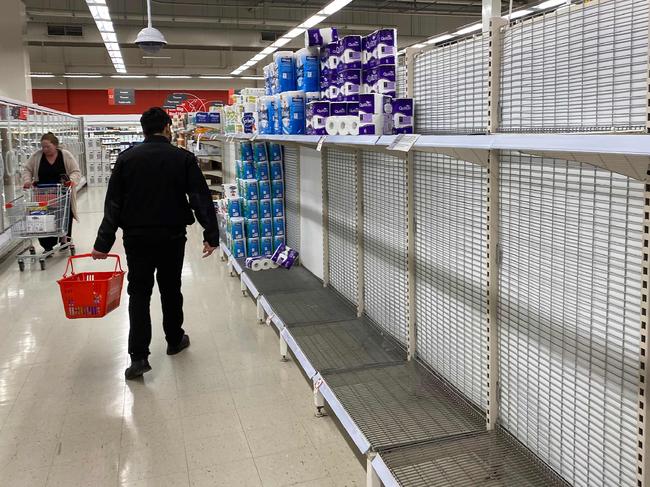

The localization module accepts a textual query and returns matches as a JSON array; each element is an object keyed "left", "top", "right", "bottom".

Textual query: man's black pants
[{"left": 124, "top": 234, "right": 187, "bottom": 360}]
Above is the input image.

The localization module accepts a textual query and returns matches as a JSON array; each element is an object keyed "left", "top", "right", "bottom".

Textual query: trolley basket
[{"left": 57, "top": 254, "right": 125, "bottom": 319}]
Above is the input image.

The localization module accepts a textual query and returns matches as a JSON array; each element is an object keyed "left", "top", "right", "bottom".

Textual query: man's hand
[
  {"left": 23, "top": 182, "right": 32, "bottom": 190},
  {"left": 91, "top": 248, "right": 109, "bottom": 260},
  {"left": 202, "top": 242, "right": 216, "bottom": 258}
]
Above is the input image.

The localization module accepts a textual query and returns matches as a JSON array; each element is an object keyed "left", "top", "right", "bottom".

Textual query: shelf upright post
[
  {"left": 356, "top": 149, "right": 365, "bottom": 318},
  {"left": 638, "top": 164, "right": 650, "bottom": 487},
  {"left": 322, "top": 148, "right": 330, "bottom": 288}
]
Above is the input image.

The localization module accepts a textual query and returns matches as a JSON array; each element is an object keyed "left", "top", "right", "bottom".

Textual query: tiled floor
[{"left": 0, "top": 187, "right": 365, "bottom": 487}]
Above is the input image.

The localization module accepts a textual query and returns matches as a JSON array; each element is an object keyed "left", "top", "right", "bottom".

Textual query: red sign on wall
[{"left": 108, "top": 89, "right": 135, "bottom": 105}]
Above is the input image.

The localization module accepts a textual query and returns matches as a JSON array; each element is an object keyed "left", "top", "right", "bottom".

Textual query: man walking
[{"left": 92, "top": 107, "right": 220, "bottom": 380}]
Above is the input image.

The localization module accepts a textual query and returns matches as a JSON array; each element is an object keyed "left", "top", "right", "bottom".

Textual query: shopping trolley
[{"left": 5, "top": 183, "right": 74, "bottom": 271}]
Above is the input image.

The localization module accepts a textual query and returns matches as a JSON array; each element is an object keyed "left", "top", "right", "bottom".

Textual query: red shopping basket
[{"left": 57, "top": 254, "right": 125, "bottom": 319}]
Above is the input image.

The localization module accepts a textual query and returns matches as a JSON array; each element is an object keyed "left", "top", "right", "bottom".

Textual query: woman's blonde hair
[{"left": 41, "top": 132, "right": 59, "bottom": 146}]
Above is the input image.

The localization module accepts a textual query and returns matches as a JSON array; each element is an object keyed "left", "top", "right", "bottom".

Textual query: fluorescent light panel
[
  {"left": 85, "top": 0, "right": 126, "bottom": 74},
  {"left": 199, "top": 75, "right": 234, "bottom": 79},
  {"left": 156, "top": 75, "right": 191, "bottom": 79},
  {"left": 111, "top": 75, "right": 148, "bottom": 78},
  {"left": 30, "top": 74, "right": 55, "bottom": 78},
  {"left": 231, "top": 0, "right": 353, "bottom": 75},
  {"left": 536, "top": 0, "right": 568, "bottom": 8}
]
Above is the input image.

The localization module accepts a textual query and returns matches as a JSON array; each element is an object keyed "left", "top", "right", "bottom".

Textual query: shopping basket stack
[{"left": 57, "top": 254, "right": 125, "bottom": 319}]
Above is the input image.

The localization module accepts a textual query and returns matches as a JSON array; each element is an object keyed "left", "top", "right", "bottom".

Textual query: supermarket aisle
[{"left": 0, "top": 187, "right": 364, "bottom": 487}]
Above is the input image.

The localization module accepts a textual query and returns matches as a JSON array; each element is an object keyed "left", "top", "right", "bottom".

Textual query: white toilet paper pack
[
  {"left": 306, "top": 27, "right": 338, "bottom": 47},
  {"left": 391, "top": 98, "right": 415, "bottom": 134},
  {"left": 338, "top": 69, "right": 362, "bottom": 102},
  {"left": 257, "top": 96, "right": 276, "bottom": 135},
  {"left": 307, "top": 101, "right": 330, "bottom": 135},
  {"left": 280, "top": 91, "right": 306, "bottom": 135},
  {"left": 340, "top": 35, "right": 362, "bottom": 70},
  {"left": 359, "top": 94, "right": 392, "bottom": 135},
  {"left": 295, "top": 47, "right": 320, "bottom": 93}
]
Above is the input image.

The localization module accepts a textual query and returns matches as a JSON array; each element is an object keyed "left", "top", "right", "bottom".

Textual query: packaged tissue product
[
  {"left": 227, "top": 198, "right": 242, "bottom": 218},
  {"left": 306, "top": 27, "right": 338, "bottom": 47},
  {"left": 273, "top": 94, "right": 282, "bottom": 134},
  {"left": 247, "top": 238, "right": 261, "bottom": 257},
  {"left": 239, "top": 141, "right": 253, "bottom": 162},
  {"left": 346, "top": 102, "right": 359, "bottom": 116},
  {"left": 391, "top": 98, "right": 414, "bottom": 134},
  {"left": 295, "top": 47, "right": 320, "bottom": 93},
  {"left": 242, "top": 161, "right": 255, "bottom": 180},
  {"left": 274, "top": 51, "right": 296, "bottom": 92},
  {"left": 229, "top": 217, "right": 245, "bottom": 240},
  {"left": 253, "top": 141, "right": 268, "bottom": 163},
  {"left": 324, "top": 71, "right": 340, "bottom": 101},
  {"left": 243, "top": 179, "right": 259, "bottom": 201},
  {"left": 246, "top": 219, "right": 260, "bottom": 239},
  {"left": 261, "top": 237, "right": 274, "bottom": 256},
  {"left": 273, "top": 236, "right": 286, "bottom": 252},
  {"left": 232, "top": 239, "right": 246, "bottom": 259},
  {"left": 260, "top": 218, "right": 273, "bottom": 238},
  {"left": 340, "top": 35, "right": 362, "bottom": 70},
  {"left": 207, "top": 112, "right": 221, "bottom": 124},
  {"left": 364, "top": 65, "right": 397, "bottom": 98},
  {"left": 307, "top": 101, "right": 330, "bottom": 135},
  {"left": 258, "top": 96, "right": 276, "bottom": 135},
  {"left": 270, "top": 161, "right": 284, "bottom": 181},
  {"left": 331, "top": 102, "right": 348, "bottom": 117},
  {"left": 242, "top": 108, "right": 257, "bottom": 134},
  {"left": 305, "top": 92, "right": 320, "bottom": 104},
  {"left": 243, "top": 199, "right": 259, "bottom": 220},
  {"left": 376, "top": 29, "right": 398, "bottom": 66},
  {"left": 271, "top": 243, "right": 299, "bottom": 269},
  {"left": 272, "top": 180, "right": 284, "bottom": 199},
  {"left": 363, "top": 31, "right": 379, "bottom": 69},
  {"left": 194, "top": 112, "right": 209, "bottom": 123},
  {"left": 339, "top": 69, "right": 362, "bottom": 102},
  {"left": 223, "top": 183, "right": 239, "bottom": 199},
  {"left": 272, "top": 198, "right": 285, "bottom": 218},
  {"left": 263, "top": 65, "right": 273, "bottom": 96},
  {"left": 273, "top": 217, "right": 285, "bottom": 237},
  {"left": 280, "top": 91, "right": 306, "bottom": 135},
  {"left": 269, "top": 143, "right": 283, "bottom": 162},
  {"left": 326, "top": 41, "right": 343, "bottom": 72},
  {"left": 256, "top": 162, "right": 270, "bottom": 181},
  {"left": 259, "top": 180, "right": 271, "bottom": 200},
  {"left": 259, "top": 199, "right": 272, "bottom": 218}
]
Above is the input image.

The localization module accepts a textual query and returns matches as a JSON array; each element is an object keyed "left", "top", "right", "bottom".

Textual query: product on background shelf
[
  {"left": 260, "top": 199, "right": 272, "bottom": 219},
  {"left": 271, "top": 243, "right": 299, "bottom": 269},
  {"left": 274, "top": 51, "right": 297, "bottom": 93},
  {"left": 232, "top": 238, "right": 246, "bottom": 258},
  {"left": 246, "top": 218, "right": 260, "bottom": 238},
  {"left": 247, "top": 237, "right": 261, "bottom": 257},
  {"left": 260, "top": 218, "right": 273, "bottom": 238},
  {"left": 269, "top": 143, "right": 283, "bottom": 162},
  {"left": 243, "top": 199, "right": 259, "bottom": 220},
  {"left": 227, "top": 198, "right": 242, "bottom": 217},
  {"left": 376, "top": 29, "right": 398, "bottom": 66},
  {"left": 259, "top": 180, "right": 271, "bottom": 200},
  {"left": 362, "top": 31, "right": 378, "bottom": 68},
  {"left": 261, "top": 237, "right": 274, "bottom": 256},
  {"left": 340, "top": 35, "right": 362, "bottom": 71},
  {"left": 258, "top": 96, "right": 276, "bottom": 135},
  {"left": 270, "top": 161, "right": 284, "bottom": 181},
  {"left": 242, "top": 103, "right": 257, "bottom": 134},
  {"left": 280, "top": 91, "right": 306, "bottom": 135},
  {"left": 256, "top": 161, "right": 270, "bottom": 181},
  {"left": 305, "top": 92, "right": 321, "bottom": 104},
  {"left": 239, "top": 141, "right": 253, "bottom": 162},
  {"left": 391, "top": 98, "right": 415, "bottom": 134},
  {"left": 359, "top": 93, "right": 393, "bottom": 135},
  {"left": 363, "top": 65, "right": 397, "bottom": 98},
  {"left": 307, "top": 101, "right": 330, "bottom": 135},
  {"left": 223, "top": 183, "right": 239, "bottom": 199},
  {"left": 273, "top": 235, "right": 286, "bottom": 252},
  {"left": 272, "top": 180, "right": 284, "bottom": 199},
  {"left": 272, "top": 198, "right": 285, "bottom": 218},
  {"left": 253, "top": 141, "right": 268, "bottom": 162},
  {"left": 306, "top": 27, "right": 338, "bottom": 47},
  {"left": 273, "top": 94, "right": 282, "bottom": 134},
  {"left": 229, "top": 217, "right": 245, "bottom": 240},
  {"left": 339, "top": 69, "right": 362, "bottom": 102},
  {"left": 295, "top": 47, "right": 320, "bottom": 93},
  {"left": 242, "top": 161, "right": 255, "bottom": 180}
]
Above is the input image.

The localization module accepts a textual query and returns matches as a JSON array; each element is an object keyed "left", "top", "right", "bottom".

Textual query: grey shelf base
[
  {"left": 373, "top": 429, "right": 571, "bottom": 487},
  {"left": 241, "top": 265, "right": 323, "bottom": 299},
  {"left": 263, "top": 288, "right": 358, "bottom": 327}
]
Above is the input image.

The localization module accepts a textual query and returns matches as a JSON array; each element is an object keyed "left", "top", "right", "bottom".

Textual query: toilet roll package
[
  {"left": 273, "top": 236, "right": 286, "bottom": 252},
  {"left": 305, "top": 92, "right": 321, "bottom": 104},
  {"left": 359, "top": 114, "right": 386, "bottom": 135},
  {"left": 243, "top": 199, "right": 259, "bottom": 220},
  {"left": 363, "top": 65, "right": 397, "bottom": 98},
  {"left": 270, "top": 161, "right": 284, "bottom": 181},
  {"left": 274, "top": 52, "right": 296, "bottom": 92},
  {"left": 273, "top": 94, "right": 282, "bottom": 134},
  {"left": 326, "top": 41, "right": 343, "bottom": 72},
  {"left": 246, "top": 219, "right": 260, "bottom": 239},
  {"left": 257, "top": 96, "right": 276, "bottom": 135},
  {"left": 271, "top": 243, "right": 299, "bottom": 270},
  {"left": 295, "top": 47, "right": 320, "bottom": 93},
  {"left": 331, "top": 102, "right": 348, "bottom": 117},
  {"left": 339, "top": 69, "right": 362, "bottom": 102},
  {"left": 243, "top": 179, "right": 259, "bottom": 201},
  {"left": 253, "top": 141, "right": 268, "bottom": 163},
  {"left": 256, "top": 162, "right": 270, "bottom": 181},
  {"left": 239, "top": 141, "right": 253, "bottom": 162},
  {"left": 280, "top": 91, "right": 306, "bottom": 135},
  {"left": 242, "top": 162, "right": 255, "bottom": 180},
  {"left": 362, "top": 31, "right": 378, "bottom": 68},
  {"left": 391, "top": 98, "right": 415, "bottom": 134},
  {"left": 259, "top": 199, "right": 272, "bottom": 219},
  {"left": 247, "top": 238, "right": 261, "bottom": 258},
  {"left": 359, "top": 94, "right": 392, "bottom": 135},
  {"left": 359, "top": 93, "right": 392, "bottom": 115},
  {"left": 259, "top": 180, "right": 271, "bottom": 200},
  {"left": 306, "top": 27, "right": 338, "bottom": 47},
  {"left": 269, "top": 143, "right": 283, "bottom": 162},
  {"left": 242, "top": 106, "right": 257, "bottom": 134},
  {"left": 227, "top": 198, "right": 242, "bottom": 218},
  {"left": 326, "top": 116, "right": 359, "bottom": 136},
  {"left": 232, "top": 239, "right": 246, "bottom": 259},
  {"left": 229, "top": 217, "right": 245, "bottom": 240},
  {"left": 346, "top": 102, "right": 359, "bottom": 116},
  {"left": 272, "top": 180, "right": 284, "bottom": 199},
  {"left": 260, "top": 237, "right": 274, "bottom": 256},
  {"left": 260, "top": 218, "right": 273, "bottom": 238},
  {"left": 273, "top": 217, "right": 285, "bottom": 237},
  {"left": 272, "top": 198, "right": 285, "bottom": 218},
  {"left": 307, "top": 101, "right": 330, "bottom": 135},
  {"left": 376, "top": 29, "right": 398, "bottom": 66},
  {"left": 263, "top": 65, "right": 274, "bottom": 95},
  {"left": 340, "top": 35, "right": 362, "bottom": 70}
]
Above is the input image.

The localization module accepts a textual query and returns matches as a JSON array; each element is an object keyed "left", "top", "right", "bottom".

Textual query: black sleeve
[
  {"left": 93, "top": 158, "right": 123, "bottom": 253},
  {"left": 186, "top": 154, "right": 220, "bottom": 247}
]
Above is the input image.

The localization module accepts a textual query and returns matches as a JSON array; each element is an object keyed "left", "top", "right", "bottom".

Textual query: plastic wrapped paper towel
[{"left": 306, "top": 27, "right": 338, "bottom": 47}]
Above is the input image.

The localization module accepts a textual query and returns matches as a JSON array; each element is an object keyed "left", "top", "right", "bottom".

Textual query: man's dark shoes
[
  {"left": 125, "top": 359, "right": 152, "bottom": 380},
  {"left": 167, "top": 334, "right": 190, "bottom": 355}
]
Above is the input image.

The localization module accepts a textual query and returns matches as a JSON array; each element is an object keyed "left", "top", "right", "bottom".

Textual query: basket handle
[{"left": 63, "top": 253, "right": 123, "bottom": 278}]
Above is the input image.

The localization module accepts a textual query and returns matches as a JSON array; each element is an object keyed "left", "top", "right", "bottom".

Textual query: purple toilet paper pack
[
  {"left": 306, "top": 28, "right": 338, "bottom": 47},
  {"left": 326, "top": 41, "right": 343, "bottom": 73},
  {"left": 391, "top": 98, "right": 415, "bottom": 134},
  {"left": 330, "top": 102, "right": 348, "bottom": 117},
  {"left": 363, "top": 31, "right": 378, "bottom": 69},
  {"left": 363, "top": 65, "right": 397, "bottom": 98},
  {"left": 346, "top": 102, "right": 359, "bottom": 116},
  {"left": 340, "top": 35, "right": 362, "bottom": 71},
  {"left": 271, "top": 243, "right": 299, "bottom": 270},
  {"left": 359, "top": 94, "right": 392, "bottom": 135},
  {"left": 307, "top": 101, "right": 330, "bottom": 135},
  {"left": 339, "top": 69, "right": 361, "bottom": 102},
  {"left": 376, "top": 29, "right": 398, "bottom": 66}
]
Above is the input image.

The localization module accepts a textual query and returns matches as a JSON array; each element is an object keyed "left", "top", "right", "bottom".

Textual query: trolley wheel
[
  {"left": 39, "top": 260, "right": 46, "bottom": 271},
  {"left": 70, "top": 245, "right": 76, "bottom": 256},
  {"left": 28, "top": 246, "right": 36, "bottom": 255},
  {"left": 18, "top": 261, "right": 25, "bottom": 272}
]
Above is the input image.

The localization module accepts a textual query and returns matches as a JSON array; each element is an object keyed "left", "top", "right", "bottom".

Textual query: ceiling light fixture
[
  {"left": 156, "top": 75, "right": 192, "bottom": 79},
  {"left": 241, "top": 76, "right": 264, "bottom": 80},
  {"left": 199, "top": 75, "right": 234, "bottom": 79},
  {"left": 63, "top": 74, "right": 104, "bottom": 78},
  {"left": 536, "top": 0, "right": 569, "bottom": 9},
  {"left": 85, "top": 0, "right": 126, "bottom": 73},
  {"left": 30, "top": 73, "right": 55, "bottom": 78},
  {"left": 230, "top": 0, "right": 353, "bottom": 75},
  {"left": 111, "top": 75, "right": 149, "bottom": 78}
]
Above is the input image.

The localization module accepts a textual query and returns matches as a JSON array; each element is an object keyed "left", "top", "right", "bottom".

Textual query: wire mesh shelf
[{"left": 264, "top": 288, "right": 357, "bottom": 327}]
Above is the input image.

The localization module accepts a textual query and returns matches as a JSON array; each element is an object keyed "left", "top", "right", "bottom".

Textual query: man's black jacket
[{"left": 94, "top": 135, "right": 219, "bottom": 253}]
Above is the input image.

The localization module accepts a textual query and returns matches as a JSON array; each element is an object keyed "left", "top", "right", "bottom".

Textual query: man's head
[{"left": 140, "top": 107, "right": 172, "bottom": 139}]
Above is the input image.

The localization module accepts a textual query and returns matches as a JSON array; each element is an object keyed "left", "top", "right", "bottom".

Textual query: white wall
[
  {"left": 0, "top": 0, "right": 32, "bottom": 101},
  {"left": 299, "top": 147, "right": 323, "bottom": 280}
]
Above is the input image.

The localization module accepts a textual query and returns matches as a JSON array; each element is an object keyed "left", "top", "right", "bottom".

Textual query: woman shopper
[{"left": 22, "top": 132, "right": 81, "bottom": 252}]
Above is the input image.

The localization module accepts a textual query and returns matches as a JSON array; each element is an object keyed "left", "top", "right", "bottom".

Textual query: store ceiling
[{"left": 23, "top": 0, "right": 536, "bottom": 78}]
